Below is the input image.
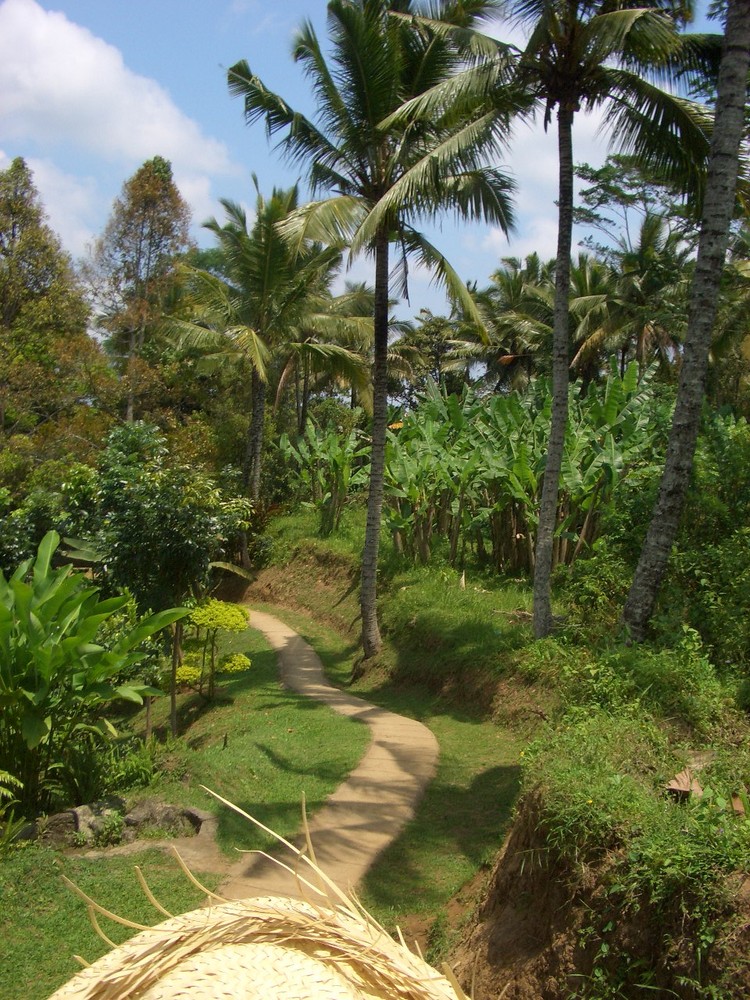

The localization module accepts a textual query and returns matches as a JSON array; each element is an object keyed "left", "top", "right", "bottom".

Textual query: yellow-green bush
[
  {"left": 190, "top": 599, "right": 249, "bottom": 633},
  {"left": 173, "top": 652, "right": 203, "bottom": 688},
  {"left": 219, "top": 652, "right": 252, "bottom": 674}
]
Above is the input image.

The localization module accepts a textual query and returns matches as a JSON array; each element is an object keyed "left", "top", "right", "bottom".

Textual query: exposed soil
[
  {"left": 241, "top": 546, "right": 361, "bottom": 637},
  {"left": 449, "top": 794, "right": 750, "bottom": 1000}
]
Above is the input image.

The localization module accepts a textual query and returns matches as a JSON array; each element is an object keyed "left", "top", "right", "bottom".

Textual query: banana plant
[
  {"left": 0, "top": 531, "right": 188, "bottom": 815},
  {"left": 280, "top": 420, "right": 370, "bottom": 536}
]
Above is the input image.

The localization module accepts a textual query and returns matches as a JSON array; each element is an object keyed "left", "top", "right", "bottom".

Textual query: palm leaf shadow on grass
[{"left": 362, "top": 762, "right": 521, "bottom": 914}]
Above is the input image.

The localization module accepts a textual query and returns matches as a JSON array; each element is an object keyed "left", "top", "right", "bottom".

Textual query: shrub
[
  {"left": 190, "top": 600, "right": 249, "bottom": 698},
  {"left": 0, "top": 531, "right": 187, "bottom": 816},
  {"left": 219, "top": 652, "right": 252, "bottom": 674},
  {"left": 102, "top": 739, "right": 158, "bottom": 793}
]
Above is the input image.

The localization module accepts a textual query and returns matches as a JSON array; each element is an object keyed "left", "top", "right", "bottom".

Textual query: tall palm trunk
[
  {"left": 360, "top": 228, "right": 390, "bottom": 658},
  {"left": 125, "top": 329, "right": 136, "bottom": 423},
  {"left": 243, "top": 367, "right": 267, "bottom": 501},
  {"left": 533, "top": 106, "right": 575, "bottom": 638},
  {"left": 623, "top": 0, "right": 750, "bottom": 640}
]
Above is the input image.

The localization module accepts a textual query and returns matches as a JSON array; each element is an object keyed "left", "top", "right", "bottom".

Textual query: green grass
[
  {"left": 0, "top": 619, "right": 370, "bottom": 996},
  {"left": 0, "top": 846, "right": 221, "bottom": 1000},
  {"left": 126, "top": 623, "right": 370, "bottom": 853},
  {"left": 249, "top": 601, "right": 522, "bottom": 928}
]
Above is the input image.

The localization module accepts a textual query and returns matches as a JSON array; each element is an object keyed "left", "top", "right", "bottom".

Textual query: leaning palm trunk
[
  {"left": 244, "top": 368, "right": 267, "bottom": 501},
  {"left": 361, "top": 231, "right": 390, "bottom": 658},
  {"left": 533, "top": 106, "right": 575, "bottom": 639},
  {"left": 623, "top": 0, "right": 750, "bottom": 640}
]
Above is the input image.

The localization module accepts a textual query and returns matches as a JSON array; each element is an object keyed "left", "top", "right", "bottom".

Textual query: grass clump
[
  {"left": 0, "top": 845, "right": 221, "bottom": 1000},
  {"left": 522, "top": 711, "right": 675, "bottom": 860},
  {"left": 521, "top": 708, "right": 750, "bottom": 996}
]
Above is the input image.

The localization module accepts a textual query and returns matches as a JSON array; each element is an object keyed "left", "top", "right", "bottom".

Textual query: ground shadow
[{"left": 362, "top": 762, "right": 521, "bottom": 914}]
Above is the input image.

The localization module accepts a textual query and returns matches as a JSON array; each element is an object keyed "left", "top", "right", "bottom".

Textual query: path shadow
[{"left": 362, "top": 762, "right": 521, "bottom": 913}]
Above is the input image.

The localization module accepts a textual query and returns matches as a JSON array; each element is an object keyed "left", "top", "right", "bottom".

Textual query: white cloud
[
  {"left": 476, "top": 107, "right": 610, "bottom": 269},
  {"left": 0, "top": 0, "right": 242, "bottom": 251},
  {"left": 0, "top": 149, "right": 101, "bottom": 254},
  {"left": 27, "top": 157, "right": 100, "bottom": 254},
  {"left": 0, "top": 0, "right": 233, "bottom": 173}
]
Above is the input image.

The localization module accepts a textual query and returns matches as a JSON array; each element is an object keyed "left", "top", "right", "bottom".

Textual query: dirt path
[
  {"left": 100, "top": 609, "right": 439, "bottom": 899},
  {"left": 217, "top": 609, "right": 439, "bottom": 899}
]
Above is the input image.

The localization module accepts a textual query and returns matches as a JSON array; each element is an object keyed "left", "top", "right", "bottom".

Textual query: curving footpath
[{"left": 217, "top": 609, "right": 439, "bottom": 900}]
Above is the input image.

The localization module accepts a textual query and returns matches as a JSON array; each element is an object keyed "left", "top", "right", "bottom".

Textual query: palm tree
[
  {"left": 397, "top": 0, "right": 716, "bottom": 635},
  {"left": 703, "top": 225, "right": 750, "bottom": 411},
  {"left": 470, "top": 253, "right": 555, "bottom": 390},
  {"left": 175, "top": 184, "right": 341, "bottom": 500},
  {"left": 512, "top": 0, "right": 718, "bottom": 638},
  {"left": 623, "top": 0, "right": 750, "bottom": 640},
  {"left": 273, "top": 284, "right": 377, "bottom": 434},
  {"left": 569, "top": 219, "right": 692, "bottom": 385},
  {"left": 228, "top": 0, "right": 517, "bottom": 656}
]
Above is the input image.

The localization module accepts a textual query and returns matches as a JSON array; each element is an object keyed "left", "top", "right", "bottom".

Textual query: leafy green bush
[
  {"left": 173, "top": 654, "right": 203, "bottom": 689},
  {"left": 101, "top": 738, "right": 158, "bottom": 793},
  {"left": 189, "top": 600, "right": 249, "bottom": 698},
  {"left": 670, "top": 528, "right": 750, "bottom": 671},
  {"left": 92, "top": 810, "right": 125, "bottom": 847},
  {"left": 556, "top": 540, "right": 632, "bottom": 640},
  {"left": 555, "top": 628, "right": 726, "bottom": 734},
  {"left": 219, "top": 652, "right": 252, "bottom": 674},
  {"left": 0, "top": 531, "right": 187, "bottom": 815}
]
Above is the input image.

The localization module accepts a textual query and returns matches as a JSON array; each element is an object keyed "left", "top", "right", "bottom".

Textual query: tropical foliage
[
  {"left": 227, "top": 0, "right": 517, "bottom": 656},
  {"left": 0, "top": 532, "right": 186, "bottom": 815}
]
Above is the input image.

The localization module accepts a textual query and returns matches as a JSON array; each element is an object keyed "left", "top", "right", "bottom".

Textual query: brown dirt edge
[{"left": 449, "top": 793, "right": 750, "bottom": 1000}]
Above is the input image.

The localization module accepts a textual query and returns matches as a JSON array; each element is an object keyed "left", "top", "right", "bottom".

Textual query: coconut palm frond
[{"left": 400, "top": 228, "right": 487, "bottom": 338}]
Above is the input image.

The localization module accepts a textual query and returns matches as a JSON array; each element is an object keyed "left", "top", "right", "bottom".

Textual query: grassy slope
[
  {"left": 2, "top": 620, "right": 369, "bottom": 998},
  {"left": 247, "top": 507, "right": 750, "bottom": 994},
  {"left": 0, "top": 848, "right": 220, "bottom": 1000},
  {"left": 246, "top": 508, "right": 537, "bottom": 931}
]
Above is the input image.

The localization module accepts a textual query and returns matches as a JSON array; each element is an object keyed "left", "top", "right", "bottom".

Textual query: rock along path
[{"left": 216, "top": 608, "right": 440, "bottom": 901}]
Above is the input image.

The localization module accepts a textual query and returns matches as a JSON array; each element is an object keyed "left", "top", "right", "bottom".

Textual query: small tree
[
  {"left": 84, "top": 423, "right": 252, "bottom": 735},
  {"left": 0, "top": 532, "right": 187, "bottom": 816},
  {"left": 86, "top": 156, "right": 192, "bottom": 421},
  {"left": 190, "top": 599, "right": 249, "bottom": 699}
]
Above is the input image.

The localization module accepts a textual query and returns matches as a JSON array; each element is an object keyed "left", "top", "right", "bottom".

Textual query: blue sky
[{"left": 0, "top": 0, "right": 717, "bottom": 319}]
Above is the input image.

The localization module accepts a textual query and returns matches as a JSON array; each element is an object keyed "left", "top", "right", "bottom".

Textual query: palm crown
[{"left": 228, "top": 0, "right": 522, "bottom": 656}]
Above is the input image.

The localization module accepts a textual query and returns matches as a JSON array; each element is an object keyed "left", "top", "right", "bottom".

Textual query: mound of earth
[{"left": 450, "top": 794, "right": 750, "bottom": 999}]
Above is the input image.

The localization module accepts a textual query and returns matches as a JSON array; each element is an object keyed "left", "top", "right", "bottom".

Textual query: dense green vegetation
[{"left": 1, "top": 1, "right": 749, "bottom": 997}]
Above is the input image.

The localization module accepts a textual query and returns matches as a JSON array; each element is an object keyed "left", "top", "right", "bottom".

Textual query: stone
[{"left": 38, "top": 811, "right": 77, "bottom": 848}]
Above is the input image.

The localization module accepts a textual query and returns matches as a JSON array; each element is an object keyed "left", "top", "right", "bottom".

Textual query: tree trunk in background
[
  {"left": 169, "top": 619, "right": 184, "bottom": 738},
  {"left": 533, "top": 106, "right": 574, "bottom": 638},
  {"left": 125, "top": 329, "right": 136, "bottom": 423},
  {"left": 360, "top": 229, "right": 390, "bottom": 658},
  {"left": 623, "top": 0, "right": 750, "bottom": 639},
  {"left": 243, "top": 367, "right": 267, "bottom": 501},
  {"left": 299, "top": 358, "right": 310, "bottom": 436}
]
